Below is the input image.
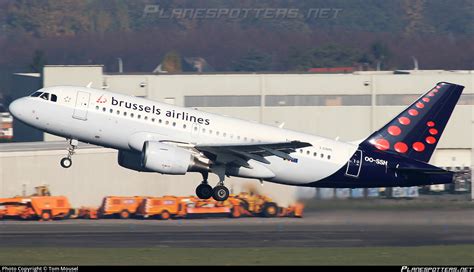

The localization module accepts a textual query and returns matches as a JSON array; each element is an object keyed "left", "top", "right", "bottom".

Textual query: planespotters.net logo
[
  {"left": 401, "top": 266, "right": 474, "bottom": 272},
  {"left": 143, "top": 5, "right": 343, "bottom": 20}
]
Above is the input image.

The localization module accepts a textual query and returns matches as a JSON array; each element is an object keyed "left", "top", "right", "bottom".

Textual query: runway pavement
[{"left": 0, "top": 210, "right": 473, "bottom": 248}]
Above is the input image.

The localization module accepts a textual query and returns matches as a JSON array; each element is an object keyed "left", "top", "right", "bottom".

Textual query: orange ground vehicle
[
  {"left": 235, "top": 192, "right": 304, "bottom": 218},
  {"left": 136, "top": 195, "right": 242, "bottom": 219},
  {"left": 97, "top": 196, "right": 145, "bottom": 219},
  {"left": 77, "top": 207, "right": 99, "bottom": 219},
  {"left": 235, "top": 192, "right": 280, "bottom": 217},
  {"left": 0, "top": 196, "right": 73, "bottom": 221},
  {"left": 278, "top": 203, "right": 304, "bottom": 218}
]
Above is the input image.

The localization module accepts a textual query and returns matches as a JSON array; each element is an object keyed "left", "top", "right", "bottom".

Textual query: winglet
[{"left": 86, "top": 82, "right": 93, "bottom": 88}]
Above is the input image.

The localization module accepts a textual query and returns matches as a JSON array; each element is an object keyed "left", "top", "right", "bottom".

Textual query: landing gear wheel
[
  {"left": 212, "top": 186, "right": 230, "bottom": 202},
  {"left": 196, "top": 183, "right": 213, "bottom": 199},
  {"left": 60, "top": 157, "right": 72, "bottom": 168}
]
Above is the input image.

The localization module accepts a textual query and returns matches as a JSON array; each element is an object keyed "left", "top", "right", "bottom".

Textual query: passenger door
[{"left": 73, "top": 91, "right": 91, "bottom": 121}]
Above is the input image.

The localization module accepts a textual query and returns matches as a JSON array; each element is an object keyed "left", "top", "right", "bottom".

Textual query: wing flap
[{"left": 195, "top": 140, "right": 311, "bottom": 165}]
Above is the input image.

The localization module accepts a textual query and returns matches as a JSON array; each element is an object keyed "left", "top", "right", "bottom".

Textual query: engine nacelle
[
  {"left": 141, "top": 141, "right": 193, "bottom": 175},
  {"left": 117, "top": 150, "right": 154, "bottom": 172}
]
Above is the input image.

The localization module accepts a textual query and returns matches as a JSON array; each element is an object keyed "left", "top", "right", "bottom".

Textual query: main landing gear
[
  {"left": 60, "top": 139, "right": 78, "bottom": 168},
  {"left": 195, "top": 171, "right": 230, "bottom": 202}
]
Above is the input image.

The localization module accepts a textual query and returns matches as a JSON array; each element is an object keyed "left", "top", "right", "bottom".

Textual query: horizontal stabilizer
[{"left": 391, "top": 167, "right": 452, "bottom": 175}]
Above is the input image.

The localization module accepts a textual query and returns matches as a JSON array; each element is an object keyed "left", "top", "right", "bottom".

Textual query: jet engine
[
  {"left": 117, "top": 149, "right": 154, "bottom": 172},
  {"left": 142, "top": 141, "right": 211, "bottom": 175}
]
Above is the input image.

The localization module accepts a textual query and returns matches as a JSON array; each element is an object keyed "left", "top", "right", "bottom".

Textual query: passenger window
[
  {"left": 328, "top": 155, "right": 331, "bottom": 160},
  {"left": 40, "top": 93, "right": 49, "bottom": 100},
  {"left": 320, "top": 153, "right": 324, "bottom": 158},
  {"left": 306, "top": 150, "right": 310, "bottom": 155},
  {"left": 313, "top": 152, "right": 317, "bottom": 157},
  {"left": 50, "top": 94, "right": 58, "bottom": 102}
]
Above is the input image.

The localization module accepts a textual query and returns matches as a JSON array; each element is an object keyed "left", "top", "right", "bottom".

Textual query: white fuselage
[{"left": 10, "top": 86, "right": 358, "bottom": 186}]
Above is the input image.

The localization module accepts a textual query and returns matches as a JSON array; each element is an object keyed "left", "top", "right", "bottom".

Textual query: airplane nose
[{"left": 9, "top": 98, "right": 24, "bottom": 119}]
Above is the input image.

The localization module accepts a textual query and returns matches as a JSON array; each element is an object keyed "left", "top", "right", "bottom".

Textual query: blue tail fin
[{"left": 360, "top": 82, "right": 464, "bottom": 162}]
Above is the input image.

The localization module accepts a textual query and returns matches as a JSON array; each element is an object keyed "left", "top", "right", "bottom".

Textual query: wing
[{"left": 195, "top": 141, "right": 311, "bottom": 168}]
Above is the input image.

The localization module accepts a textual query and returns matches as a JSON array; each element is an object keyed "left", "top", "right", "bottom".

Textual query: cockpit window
[
  {"left": 39, "top": 93, "right": 49, "bottom": 100},
  {"left": 30, "top": 91, "right": 58, "bottom": 102}
]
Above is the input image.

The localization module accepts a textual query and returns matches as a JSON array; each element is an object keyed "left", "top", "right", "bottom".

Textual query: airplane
[{"left": 8, "top": 82, "right": 464, "bottom": 201}]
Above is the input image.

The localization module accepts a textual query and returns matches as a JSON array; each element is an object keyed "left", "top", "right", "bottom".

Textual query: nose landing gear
[{"left": 60, "top": 139, "right": 78, "bottom": 168}]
